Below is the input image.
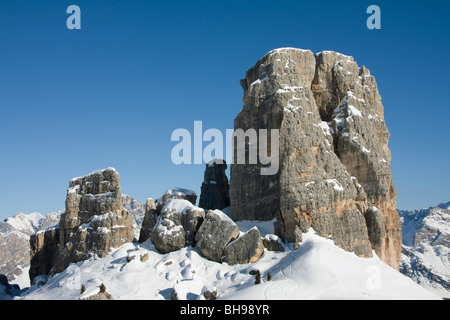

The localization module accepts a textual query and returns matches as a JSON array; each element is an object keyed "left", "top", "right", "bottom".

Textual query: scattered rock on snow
[{"left": 223, "top": 227, "right": 265, "bottom": 265}]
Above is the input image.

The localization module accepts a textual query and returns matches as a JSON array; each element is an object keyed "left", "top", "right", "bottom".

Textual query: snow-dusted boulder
[
  {"left": 223, "top": 227, "right": 264, "bottom": 265},
  {"left": 195, "top": 209, "right": 240, "bottom": 262},
  {"left": 155, "top": 187, "right": 197, "bottom": 213},
  {"left": 262, "top": 234, "right": 285, "bottom": 252},
  {"left": 171, "top": 279, "right": 204, "bottom": 300},
  {"left": 151, "top": 199, "right": 205, "bottom": 254}
]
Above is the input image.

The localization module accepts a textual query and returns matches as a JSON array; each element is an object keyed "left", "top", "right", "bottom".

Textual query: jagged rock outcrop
[
  {"left": 50, "top": 168, "right": 134, "bottom": 274},
  {"left": 223, "top": 227, "right": 264, "bottom": 265},
  {"left": 230, "top": 47, "right": 401, "bottom": 269},
  {"left": 199, "top": 159, "right": 230, "bottom": 211},
  {"left": 195, "top": 209, "right": 240, "bottom": 262},
  {"left": 151, "top": 198, "right": 205, "bottom": 253}
]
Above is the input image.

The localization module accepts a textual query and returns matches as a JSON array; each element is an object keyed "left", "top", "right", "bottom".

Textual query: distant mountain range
[
  {"left": 399, "top": 202, "right": 450, "bottom": 298},
  {"left": 0, "top": 210, "right": 61, "bottom": 288}
]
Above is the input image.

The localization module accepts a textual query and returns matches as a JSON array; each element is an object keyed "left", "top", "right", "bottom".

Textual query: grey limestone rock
[
  {"left": 230, "top": 48, "right": 402, "bottom": 269},
  {"left": 151, "top": 198, "right": 205, "bottom": 254},
  {"left": 51, "top": 168, "right": 134, "bottom": 274},
  {"left": 195, "top": 209, "right": 240, "bottom": 262},
  {"left": 138, "top": 198, "right": 157, "bottom": 243},
  {"left": 29, "top": 227, "right": 60, "bottom": 284},
  {"left": 155, "top": 187, "right": 197, "bottom": 214},
  {"left": 223, "top": 227, "right": 264, "bottom": 265}
]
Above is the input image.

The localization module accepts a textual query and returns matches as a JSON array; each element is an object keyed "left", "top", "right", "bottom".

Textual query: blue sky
[{"left": 0, "top": 0, "right": 449, "bottom": 219}]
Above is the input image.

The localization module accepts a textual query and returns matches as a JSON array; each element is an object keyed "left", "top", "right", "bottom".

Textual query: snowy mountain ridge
[
  {"left": 0, "top": 210, "right": 62, "bottom": 288},
  {"left": 399, "top": 201, "right": 450, "bottom": 298}
]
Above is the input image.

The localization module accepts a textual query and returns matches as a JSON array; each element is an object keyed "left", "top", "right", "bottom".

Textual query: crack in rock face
[{"left": 230, "top": 48, "right": 402, "bottom": 269}]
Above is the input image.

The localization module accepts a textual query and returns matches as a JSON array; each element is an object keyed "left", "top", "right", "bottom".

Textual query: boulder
[
  {"left": 223, "top": 227, "right": 264, "bottom": 265},
  {"left": 171, "top": 279, "right": 204, "bottom": 300},
  {"left": 199, "top": 158, "right": 230, "bottom": 210},
  {"left": 201, "top": 285, "right": 218, "bottom": 300},
  {"left": 81, "top": 291, "right": 114, "bottom": 300},
  {"left": 262, "top": 234, "right": 285, "bottom": 252},
  {"left": 195, "top": 209, "right": 240, "bottom": 262},
  {"left": 155, "top": 187, "right": 197, "bottom": 213},
  {"left": 151, "top": 199, "right": 205, "bottom": 254}
]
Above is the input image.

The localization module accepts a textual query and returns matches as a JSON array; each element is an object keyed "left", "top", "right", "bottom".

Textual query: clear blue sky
[{"left": 0, "top": 0, "right": 449, "bottom": 219}]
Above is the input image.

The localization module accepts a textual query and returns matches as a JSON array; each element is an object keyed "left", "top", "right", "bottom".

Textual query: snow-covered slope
[
  {"left": 19, "top": 222, "right": 439, "bottom": 300},
  {"left": 399, "top": 202, "right": 450, "bottom": 298},
  {"left": 2, "top": 212, "right": 44, "bottom": 236}
]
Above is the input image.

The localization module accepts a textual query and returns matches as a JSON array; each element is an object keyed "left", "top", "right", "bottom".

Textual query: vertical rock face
[
  {"left": 52, "top": 168, "right": 134, "bottom": 274},
  {"left": 0, "top": 211, "right": 61, "bottom": 287},
  {"left": 230, "top": 48, "right": 402, "bottom": 269},
  {"left": 138, "top": 198, "right": 158, "bottom": 243},
  {"left": 29, "top": 227, "right": 60, "bottom": 284},
  {"left": 199, "top": 159, "right": 230, "bottom": 211}
]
